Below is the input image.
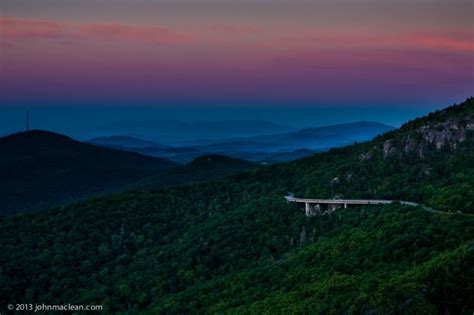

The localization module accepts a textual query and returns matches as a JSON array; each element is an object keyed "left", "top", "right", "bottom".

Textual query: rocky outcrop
[
  {"left": 382, "top": 117, "right": 473, "bottom": 158},
  {"left": 359, "top": 151, "right": 373, "bottom": 161},
  {"left": 383, "top": 140, "right": 396, "bottom": 158},
  {"left": 417, "top": 118, "right": 473, "bottom": 150}
]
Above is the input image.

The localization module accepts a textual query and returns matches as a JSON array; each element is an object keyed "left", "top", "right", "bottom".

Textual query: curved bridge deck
[{"left": 284, "top": 196, "right": 418, "bottom": 216}]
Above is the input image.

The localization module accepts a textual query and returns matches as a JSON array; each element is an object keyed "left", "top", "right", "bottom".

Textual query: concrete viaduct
[{"left": 284, "top": 195, "right": 418, "bottom": 217}]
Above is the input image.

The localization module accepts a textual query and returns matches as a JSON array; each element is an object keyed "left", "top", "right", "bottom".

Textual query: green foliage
[
  {"left": 129, "top": 154, "right": 257, "bottom": 191},
  {"left": 0, "top": 130, "right": 178, "bottom": 215},
  {"left": 169, "top": 205, "right": 473, "bottom": 314},
  {"left": 0, "top": 131, "right": 255, "bottom": 215},
  {"left": 0, "top": 98, "right": 473, "bottom": 313}
]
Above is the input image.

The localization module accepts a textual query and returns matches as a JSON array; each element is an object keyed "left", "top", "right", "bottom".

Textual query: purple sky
[{"left": 1, "top": 0, "right": 473, "bottom": 108}]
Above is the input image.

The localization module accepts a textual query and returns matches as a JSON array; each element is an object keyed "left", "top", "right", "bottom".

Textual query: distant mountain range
[
  {"left": 0, "top": 120, "right": 393, "bottom": 214},
  {"left": 238, "top": 121, "right": 394, "bottom": 149},
  {"left": 96, "top": 119, "right": 294, "bottom": 144},
  {"left": 86, "top": 136, "right": 202, "bottom": 164},
  {"left": 88, "top": 121, "right": 394, "bottom": 163},
  {"left": 87, "top": 135, "right": 169, "bottom": 149},
  {"left": 0, "top": 131, "right": 256, "bottom": 215}
]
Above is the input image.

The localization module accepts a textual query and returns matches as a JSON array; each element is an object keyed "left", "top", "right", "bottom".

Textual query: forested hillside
[
  {"left": 130, "top": 154, "right": 257, "bottom": 190},
  {"left": 0, "top": 130, "right": 178, "bottom": 215},
  {"left": 0, "top": 132, "right": 255, "bottom": 215},
  {"left": 0, "top": 98, "right": 473, "bottom": 314}
]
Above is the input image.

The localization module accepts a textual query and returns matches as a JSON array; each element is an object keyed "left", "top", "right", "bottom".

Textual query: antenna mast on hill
[{"left": 26, "top": 107, "right": 30, "bottom": 131}]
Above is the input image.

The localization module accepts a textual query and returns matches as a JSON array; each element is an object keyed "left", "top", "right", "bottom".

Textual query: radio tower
[{"left": 26, "top": 107, "right": 30, "bottom": 131}]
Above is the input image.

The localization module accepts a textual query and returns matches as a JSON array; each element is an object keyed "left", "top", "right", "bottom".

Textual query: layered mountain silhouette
[
  {"left": 89, "top": 121, "right": 394, "bottom": 163},
  {"left": 87, "top": 135, "right": 169, "bottom": 149},
  {"left": 205, "top": 121, "right": 394, "bottom": 151},
  {"left": 0, "top": 131, "right": 259, "bottom": 215},
  {"left": 0, "top": 130, "right": 179, "bottom": 214},
  {"left": 97, "top": 119, "right": 294, "bottom": 143}
]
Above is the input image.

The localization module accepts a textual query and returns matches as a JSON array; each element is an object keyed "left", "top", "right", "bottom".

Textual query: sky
[{"left": 0, "top": 0, "right": 473, "bottom": 137}]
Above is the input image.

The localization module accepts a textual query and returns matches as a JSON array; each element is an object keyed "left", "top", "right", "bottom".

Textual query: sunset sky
[{"left": 1, "top": 0, "right": 473, "bottom": 108}]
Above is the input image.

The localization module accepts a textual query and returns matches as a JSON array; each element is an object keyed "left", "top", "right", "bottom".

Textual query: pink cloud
[
  {"left": 76, "top": 22, "right": 193, "bottom": 44},
  {"left": 277, "top": 30, "right": 474, "bottom": 54},
  {"left": 211, "top": 24, "right": 264, "bottom": 34},
  {"left": 0, "top": 17, "right": 67, "bottom": 41},
  {"left": 0, "top": 17, "right": 194, "bottom": 46},
  {"left": 398, "top": 33, "right": 473, "bottom": 53},
  {"left": 4, "top": 16, "right": 470, "bottom": 56}
]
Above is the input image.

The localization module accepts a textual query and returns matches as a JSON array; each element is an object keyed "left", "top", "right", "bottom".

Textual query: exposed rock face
[
  {"left": 383, "top": 140, "right": 395, "bottom": 158},
  {"left": 359, "top": 152, "right": 373, "bottom": 161},
  {"left": 417, "top": 118, "right": 473, "bottom": 150},
  {"left": 403, "top": 136, "right": 417, "bottom": 153},
  {"left": 382, "top": 117, "right": 473, "bottom": 158}
]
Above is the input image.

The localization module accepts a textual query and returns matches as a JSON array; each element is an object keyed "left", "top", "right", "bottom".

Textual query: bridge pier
[{"left": 304, "top": 203, "right": 322, "bottom": 216}]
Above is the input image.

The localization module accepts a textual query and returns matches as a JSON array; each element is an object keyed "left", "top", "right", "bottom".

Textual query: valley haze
[{"left": 0, "top": 104, "right": 452, "bottom": 142}]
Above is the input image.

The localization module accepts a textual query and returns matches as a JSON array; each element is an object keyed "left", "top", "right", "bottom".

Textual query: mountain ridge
[
  {"left": 0, "top": 131, "right": 259, "bottom": 215},
  {"left": 0, "top": 130, "right": 178, "bottom": 215},
  {"left": 87, "top": 135, "right": 169, "bottom": 149},
  {"left": 97, "top": 119, "right": 294, "bottom": 144},
  {"left": 88, "top": 121, "right": 394, "bottom": 163}
]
